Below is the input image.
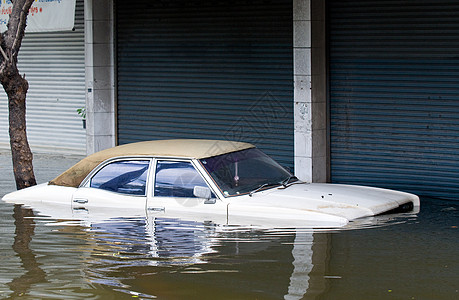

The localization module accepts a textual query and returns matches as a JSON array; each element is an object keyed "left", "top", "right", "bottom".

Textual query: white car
[{"left": 2, "top": 139, "right": 420, "bottom": 228}]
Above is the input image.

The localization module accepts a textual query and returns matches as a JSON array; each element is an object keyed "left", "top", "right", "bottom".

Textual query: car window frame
[
  {"left": 80, "top": 157, "right": 154, "bottom": 197},
  {"left": 152, "top": 158, "right": 218, "bottom": 199}
]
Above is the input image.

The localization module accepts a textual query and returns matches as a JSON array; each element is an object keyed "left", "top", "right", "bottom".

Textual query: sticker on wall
[{"left": 0, "top": 0, "right": 76, "bottom": 33}]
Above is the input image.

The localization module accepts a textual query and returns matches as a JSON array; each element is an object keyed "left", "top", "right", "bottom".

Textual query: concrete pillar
[
  {"left": 293, "top": 0, "right": 328, "bottom": 182},
  {"left": 311, "top": 0, "right": 328, "bottom": 182},
  {"left": 84, "top": 0, "right": 116, "bottom": 154}
]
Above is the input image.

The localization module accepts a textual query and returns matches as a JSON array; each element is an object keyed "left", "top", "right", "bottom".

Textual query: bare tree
[{"left": 0, "top": 0, "right": 36, "bottom": 190}]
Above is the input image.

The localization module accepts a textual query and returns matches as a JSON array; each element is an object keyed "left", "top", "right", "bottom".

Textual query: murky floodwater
[{"left": 0, "top": 196, "right": 457, "bottom": 300}]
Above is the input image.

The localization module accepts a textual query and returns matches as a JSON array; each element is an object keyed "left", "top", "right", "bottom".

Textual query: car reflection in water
[
  {"left": 89, "top": 217, "right": 218, "bottom": 266},
  {"left": 73, "top": 216, "right": 323, "bottom": 299},
  {"left": 7, "top": 202, "right": 332, "bottom": 299}
]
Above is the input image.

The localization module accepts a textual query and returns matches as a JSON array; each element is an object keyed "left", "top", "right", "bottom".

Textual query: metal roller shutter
[
  {"left": 0, "top": 0, "right": 85, "bottom": 154},
  {"left": 116, "top": 0, "right": 294, "bottom": 169},
  {"left": 329, "top": 0, "right": 459, "bottom": 200}
]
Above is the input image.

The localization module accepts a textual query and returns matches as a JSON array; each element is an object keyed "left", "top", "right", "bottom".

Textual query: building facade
[{"left": 2, "top": 0, "right": 457, "bottom": 200}]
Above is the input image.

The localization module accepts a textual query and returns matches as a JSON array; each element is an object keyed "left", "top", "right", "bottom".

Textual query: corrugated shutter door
[
  {"left": 0, "top": 0, "right": 85, "bottom": 154},
  {"left": 329, "top": 0, "right": 459, "bottom": 200},
  {"left": 116, "top": 0, "right": 294, "bottom": 169}
]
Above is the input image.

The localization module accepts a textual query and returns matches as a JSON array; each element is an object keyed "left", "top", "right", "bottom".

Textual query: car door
[
  {"left": 71, "top": 159, "right": 151, "bottom": 218},
  {"left": 147, "top": 159, "right": 228, "bottom": 224}
]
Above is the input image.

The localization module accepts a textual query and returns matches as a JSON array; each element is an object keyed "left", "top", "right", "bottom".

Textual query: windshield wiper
[
  {"left": 249, "top": 182, "right": 280, "bottom": 197},
  {"left": 278, "top": 175, "right": 306, "bottom": 189},
  {"left": 280, "top": 175, "right": 299, "bottom": 187},
  {"left": 249, "top": 176, "right": 301, "bottom": 196}
]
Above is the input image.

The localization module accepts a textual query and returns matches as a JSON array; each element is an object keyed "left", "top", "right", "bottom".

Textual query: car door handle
[
  {"left": 73, "top": 198, "right": 88, "bottom": 204},
  {"left": 148, "top": 207, "right": 165, "bottom": 212}
]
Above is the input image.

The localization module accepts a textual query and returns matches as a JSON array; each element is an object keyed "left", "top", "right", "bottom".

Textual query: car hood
[{"left": 228, "top": 183, "right": 419, "bottom": 221}]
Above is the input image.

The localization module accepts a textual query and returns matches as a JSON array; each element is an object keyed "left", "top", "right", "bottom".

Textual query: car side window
[
  {"left": 154, "top": 160, "right": 213, "bottom": 198},
  {"left": 90, "top": 160, "right": 150, "bottom": 196}
]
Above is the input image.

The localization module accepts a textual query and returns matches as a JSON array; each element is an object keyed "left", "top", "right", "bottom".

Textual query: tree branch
[{"left": 3, "top": 0, "right": 34, "bottom": 63}]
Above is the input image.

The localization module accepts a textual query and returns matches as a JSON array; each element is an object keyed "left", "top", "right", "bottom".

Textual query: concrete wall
[
  {"left": 85, "top": 0, "right": 329, "bottom": 181},
  {"left": 85, "top": 0, "right": 116, "bottom": 154}
]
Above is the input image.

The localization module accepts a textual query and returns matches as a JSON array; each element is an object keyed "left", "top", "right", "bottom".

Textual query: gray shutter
[
  {"left": 329, "top": 0, "right": 459, "bottom": 200},
  {"left": 116, "top": 0, "right": 294, "bottom": 169},
  {"left": 0, "top": 0, "right": 85, "bottom": 154}
]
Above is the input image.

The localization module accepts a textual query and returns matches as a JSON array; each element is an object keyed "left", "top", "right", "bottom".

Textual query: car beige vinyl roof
[{"left": 49, "top": 139, "right": 254, "bottom": 187}]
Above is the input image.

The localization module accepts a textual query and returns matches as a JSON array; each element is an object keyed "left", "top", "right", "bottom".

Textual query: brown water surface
[{"left": 0, "top": 196, "right": 457, "bottom": 299}]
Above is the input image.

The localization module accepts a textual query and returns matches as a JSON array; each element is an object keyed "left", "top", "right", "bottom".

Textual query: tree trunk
[
  {"left": 0, "top": 0, "right": 36, "bottom": 189},
  {"left": 3, "top": 68, "right": 36, "bottom": 189}
]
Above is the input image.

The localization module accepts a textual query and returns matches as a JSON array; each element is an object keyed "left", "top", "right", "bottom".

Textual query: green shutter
[
  {"left": 116, "top": 0, "right": 294, "bottom": 169},
  {"left": 329, "top": 0, "right": 459, "bottom": 200}
]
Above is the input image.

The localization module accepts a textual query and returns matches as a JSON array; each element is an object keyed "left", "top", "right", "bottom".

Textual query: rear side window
[{"left": 90, "top": 160, "right": 150, "bottom": 196}]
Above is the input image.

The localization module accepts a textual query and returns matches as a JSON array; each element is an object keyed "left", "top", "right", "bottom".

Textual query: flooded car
[{"left": 1, "top": 139, "right": 420, "bottom": 228}]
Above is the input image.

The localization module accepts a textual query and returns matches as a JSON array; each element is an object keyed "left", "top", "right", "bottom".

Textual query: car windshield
[{"left": 199, "top": 148, "right": 292, "bottom": 197}]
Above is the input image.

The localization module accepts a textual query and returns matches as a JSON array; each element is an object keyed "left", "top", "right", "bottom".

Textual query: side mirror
[{"left": 193, "top": 186, "right": 212, "bottom": 199}]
